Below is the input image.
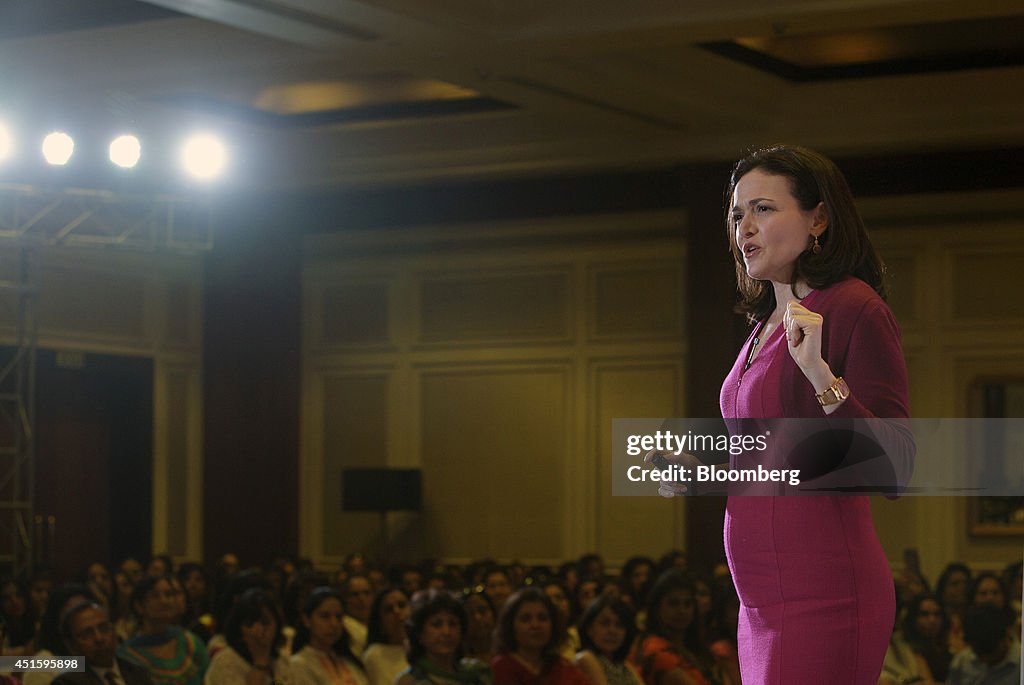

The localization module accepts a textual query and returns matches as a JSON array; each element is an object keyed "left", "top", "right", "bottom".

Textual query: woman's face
[
  {"left": 657, "top": 589, "right": 695, "bottom": 636},
  {"left": 512, "top": 600, "right": 551, "bottom": 653},
  {"left": 379, "top": 591, "right": 410, "bottom": 644},
  {"left": 147, "top": 558, "right": 169, "bottom": 578},
  {"left": 914, "top": 599, "right": 943, "bottom": 639},
  {"left": 183, "top": 570, "right": 206, "bottom": 602},
  {"left": 139, "top": 579, "right": 178, "bottom": 623},
  {"left": 731, "top": 169, "right": 823, "bottom": 284},
  {"left": 420, "top": 610, "right": 461, "bottom": 663},
  {"left": 305, "top": 597, "right": 345, "bottom": 651},
  {"left": 585, "top": 607, "right": 626, "bottom": 658},
  {"left": 115, "top": 572, "right": 133, "bottom": 600},
  {"left": 1, "top": 582, "right": 25, "bottom": 617},
  {"left": 543, "top": 585, "right": 570, "bottom": 619},
  {"left": 88, "top": 564, "right": 114, "bottom": 598},
  {"left": 484, "top": 573, "right": 512, "bottom": 612},
  {"left": 974, "top": 578, "right": 1005, "bottom": 608},
  {"left": 242, "top": 608, "right": 278, "bottom": 651},
  {"left": 942, "top": 571, "right": 970, "bottom": 605},
  {"left": 576, "top": 581, "right": 600, "bottom": 611},
  {"left": 629, "top": 564, "right": 651, "bottom": 592},
  {"left": 463, "top": 595, "right": 494, "bottom": 639}
]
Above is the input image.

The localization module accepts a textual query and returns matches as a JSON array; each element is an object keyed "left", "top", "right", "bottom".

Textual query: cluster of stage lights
[{"left": 0, "top": 122, "right": 227, "bottom": 180}]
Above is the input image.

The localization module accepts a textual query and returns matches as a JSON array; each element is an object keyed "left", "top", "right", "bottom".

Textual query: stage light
[
  {"left": 109, "top": 134, "right": 141, "bottom": 169},
  {"left": 180, "top": 134, "right": 226, "bottom": 180},
  {"left": 42, "top": 131, "right": 75, "bottom": 166},
  {"left": 0, "top": 123, "right": 11, "bottom": 162}
]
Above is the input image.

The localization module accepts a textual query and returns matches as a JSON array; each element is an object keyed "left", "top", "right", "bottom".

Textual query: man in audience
[
  {"left": 53, "top": 601, "right": 153, "bottom": 685},
  {"left": 947, "top": 604, "right": 1020, "bottom": 685}
]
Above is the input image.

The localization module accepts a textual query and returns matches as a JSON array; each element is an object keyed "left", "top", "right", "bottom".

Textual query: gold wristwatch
[{"left": 816, "top": 376, "right": 849, "bottom": 406}]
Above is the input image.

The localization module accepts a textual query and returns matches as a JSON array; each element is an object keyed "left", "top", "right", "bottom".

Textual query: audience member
[
  {"left": 204, "top": 588, "right": 290, "bottom": 685},
  {"left": 1, "top": 577, "right": 38, "bottom": 655},
  {"left": 396, "top": 590, "right": 487, "bottom": 685},
  {"left": 459, "top": 590, "right": 495, "bottom": 664},
  {"left": 117, "top": 575, "right": 209, "bottom": 685},
  {"left": 290, "top": 587, "right": 367, "bottom": 685},
  {"left": 574, "top": 595, "right": 641, "bottom": 685},
  {"left": 630, "top": 570, "right": 719, "bottom": 685},
  {"left": 53, "top": 601, "right": 153, "bottom": 685},
  {"left": 947, "top": 604, "right": 1020, "bottom": 685},
  {"left": 362, "top": 588, "right": 410, "bottom": 685},
  {"left": 902, "top": 594, "right": 953, "bottom": 683},
  {"left": 341, "top": 575, "right": 373, "bottom": 657},
  {"left": 490, "top": 588, "right": 588, "bottom": 685}
]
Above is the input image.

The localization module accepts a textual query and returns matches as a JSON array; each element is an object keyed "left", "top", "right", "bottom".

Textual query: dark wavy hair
[
  {"left": 935, "top": 563, "right": 972, "bottom": 608},
  {"left": 901, "top": 593, "right": 947, "bottom": 642},
  {"left": 495, "top": 587, "right": 564, "bottom": 662},
  {"left": 406, "top": 590, "right": 466, "bottom": 664},
  {"left": 642, "top": 570, "right": 701, "bottom": 652},
  {"left": 365, "top": 587, "right": 409, "bottom": 648},
  {"left": 577, "top": 595, "right": 636, "bottom": 662},
  {"left": 224, "top": 588, "right": 285, "bottom": 664},
  {"left": 725, "top": 145, "right": 888, "bottom": 323},
  {"left": 129, "top": 574, "right": 176, "bottom": 620},
  {"left": 292, "top": 587, "right": 364, "bottom": 669}
]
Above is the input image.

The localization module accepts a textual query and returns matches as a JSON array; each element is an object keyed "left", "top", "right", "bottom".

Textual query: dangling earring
[{"left": 811, "top": 234, "right": 822, "bottom": 254}]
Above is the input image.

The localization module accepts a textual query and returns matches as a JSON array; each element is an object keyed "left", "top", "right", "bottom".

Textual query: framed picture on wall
[{"left": 968, "top": 378, "right": 1024, "bottom": 536}]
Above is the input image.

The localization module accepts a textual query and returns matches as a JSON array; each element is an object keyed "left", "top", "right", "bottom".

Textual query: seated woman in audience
[
  {"left": 149, "top": 556, "right": 176, "bottom": 579},
  {"left": 208, "top": 570, "right": 277, "bottom": 660},
  {"left": 1, "top": 577, "right": 38, "bottom": 655},
  {"left": 901, "top": 594, "right": 952, "bottom": 683},
  {"left": 112, "top": 570, "right": 138, "bottom": 640},
  {"left": 178, "top": 563, "right": 215, "bottom": 643},
  {"left": 204, "top": 588, "right": 291, "bottom": 685},
  {"left": 490, "top": 587, "right": 589, "bottom": 685},
  {"left": 574, "top": 595, "right": 641, "bottom": 685},
  {"left": 117, "top": 575, "right": 209, "bottom": 685},
  {"left": 483, "top": 570, "right": 513, "bottom": 617},
  {"left": 895, "top": 568, "right": 930, "bottom": 614},
  {"left": 878, "top": 591, "right": 935, "bottom": 685},
  {"left": 84, "top": 563, "right": 115, "bottom": 608},
  {"left": 362, "top": 588, "right": 410, "bottom": 685},
  {"left": 541, "top": 581, "right": 579, "bottom": 659},
  {"left": 460, "top": 590, "right": 496, "bottom": 664},
  {"left": 936, "top": 564, "right": 972, "bottom": 655},
  {"left": 630, "top": 571, "right": 721, "bottom": 685},
  {"left": 24, "top": 583, "right": 97, "bottom": 685},
  {"left": 574, "top": 579, "right": 601, "bottom": 616},
  {"left": 396, "top": 590, "right": 488, "bottom": 685},
  {"left": 290, "top": 587, "right": 367, "bottom": 685},
  {"left": 618, "top": 558, "right": 655, "bottom": 613}
]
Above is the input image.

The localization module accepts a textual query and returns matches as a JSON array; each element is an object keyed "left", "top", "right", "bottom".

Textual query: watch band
[{"left": 816, "top": 376, "right": 849, "bottom": 406}]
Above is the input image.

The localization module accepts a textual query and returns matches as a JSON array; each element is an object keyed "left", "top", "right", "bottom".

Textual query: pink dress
[{"left": 719, "top": 278, "right": 913, "bottom": 684}]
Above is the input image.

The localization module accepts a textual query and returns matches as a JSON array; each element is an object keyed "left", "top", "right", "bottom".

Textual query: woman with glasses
[{"left": 117, "top": 575, "right": 209, "bottom": 685}]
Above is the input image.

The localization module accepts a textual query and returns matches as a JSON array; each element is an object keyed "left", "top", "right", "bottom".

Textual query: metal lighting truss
[{"left": 0, "top": 182, "right": 213, "bottom": 575}]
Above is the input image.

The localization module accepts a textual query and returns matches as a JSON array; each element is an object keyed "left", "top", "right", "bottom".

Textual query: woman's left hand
[{"left": 783, "top": 301, "right": 824, "bottom": 374}]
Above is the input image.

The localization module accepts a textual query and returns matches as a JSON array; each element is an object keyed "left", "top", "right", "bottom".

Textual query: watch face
[{"left": 835, "top": 379, "right": 849, "bottom": 400}]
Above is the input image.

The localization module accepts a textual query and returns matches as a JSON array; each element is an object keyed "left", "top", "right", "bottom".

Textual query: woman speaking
[{"left": 653, "top": 145, "right": 914, "bottom": 684}]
